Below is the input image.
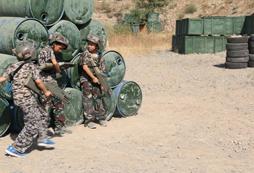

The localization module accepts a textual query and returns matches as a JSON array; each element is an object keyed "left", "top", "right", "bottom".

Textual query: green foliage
[
  {"left": 105, "top": 24, "right": 132, "bottom": 37},
  {"left": 250, "top": 3, "right": 254, "bottom": 9},
  {"left": 169, "top": 2, "right": 177, "bottom": 9},
  {"left": 185, "top": 3, "right": 197, "bottom": 14},
  {"left": 130, "top": 0, "right": 169, "bottom": 23},
  {"left": 177, "top": 13, "right": 185, "bottom": 20},
  {"left": 99, "top": 2, "right": 112, "bottom": 13}
]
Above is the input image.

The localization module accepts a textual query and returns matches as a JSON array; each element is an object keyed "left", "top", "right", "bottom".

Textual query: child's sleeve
[
  {"left": 2, "top": 66, "right": 13, "bottom": 82},
  {"left": 100, "top": 56, "right": 106, "bottom": 73},
  {"left": 79, "top": 51, "right": 89, "bottom": 66},
  {"left": 31, "top": 65, "right": 41, "bottom": 81}
]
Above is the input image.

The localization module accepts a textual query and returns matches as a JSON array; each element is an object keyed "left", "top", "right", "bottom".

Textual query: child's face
[
  {"left": 53, "top": 44, "right": 66, "bottom": 54},
  {"left": 87, "top": 41, "right": 97, "bottom": 52}
]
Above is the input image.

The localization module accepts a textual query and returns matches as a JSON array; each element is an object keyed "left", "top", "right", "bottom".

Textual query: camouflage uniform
[
  {"left": 2, "top": 61, "right": 48, "bottom": 154},
  {"left": 37, "top": 45, "right": 65, "bottom": 128},
  {"left": 79, "top": 49, "right": 106, "bottom": 125}
]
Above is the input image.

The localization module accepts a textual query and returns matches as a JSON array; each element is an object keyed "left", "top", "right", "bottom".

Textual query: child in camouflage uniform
[
  {"left": 0, "top": 40, "right": 55, "bottom": 157},
  {"left": 37, "top": 33, "right": 72, "bottom": 135},
  {"left": 79, "top": 33, "right": 107, "bottom": 129}
]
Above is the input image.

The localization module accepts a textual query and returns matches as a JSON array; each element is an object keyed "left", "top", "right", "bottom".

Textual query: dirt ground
[{"left": 1, "top": 50, "right": 254, "bottom": 172}]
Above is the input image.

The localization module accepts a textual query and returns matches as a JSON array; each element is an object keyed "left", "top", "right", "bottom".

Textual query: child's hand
[
  {"left": 100, "top": 86, "right": 104, "bottom": 91},
  {"left": 92, "top": 77, "right": 100, "bottom": 84},
  {"left": 44, "top": 91, "right": 53, "bottom": 98}
]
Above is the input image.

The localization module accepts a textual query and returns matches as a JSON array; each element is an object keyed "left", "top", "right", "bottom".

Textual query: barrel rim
[
  {"left": 0, "top": 97, "right": 11, "bottom": 137},
  {"left": 29, "top": 0, "right": 64, "bottom": 26}
]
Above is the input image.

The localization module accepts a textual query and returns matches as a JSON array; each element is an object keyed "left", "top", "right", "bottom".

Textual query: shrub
[
  {"left": 177, "top": 13, "right": 185, "bottom": 20},
  {"left": 185, "top": 3, "right": 197, "bottom": 14}
]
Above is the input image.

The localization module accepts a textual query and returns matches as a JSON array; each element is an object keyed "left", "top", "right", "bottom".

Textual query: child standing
[
  {"left": 79, "top": 33, "right": 107, "bottom": 129},
  {"left": 0, "top": 40, "right": 55, "bottom": 157},
  {"left": 37, "top": 33, "right": 72, "bottom": 135}
]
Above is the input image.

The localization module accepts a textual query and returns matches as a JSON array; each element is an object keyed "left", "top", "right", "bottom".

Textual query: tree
[{"left": 131, "top": 0, "right": 169, "bottom": 23}]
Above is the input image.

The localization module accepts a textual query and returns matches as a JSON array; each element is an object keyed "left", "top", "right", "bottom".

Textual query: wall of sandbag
[{"left": 0, "top": 0, "right": 142, "bottom": 136}]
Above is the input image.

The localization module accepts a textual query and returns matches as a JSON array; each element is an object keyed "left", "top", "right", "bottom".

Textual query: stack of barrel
[{"left": 0, "top": 0, "right": 142, "bottom": 137}]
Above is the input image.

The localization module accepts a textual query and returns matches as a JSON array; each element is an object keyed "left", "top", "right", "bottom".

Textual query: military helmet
[
  {"left": 49, "top": 33, "right": 69, "bottom": 49},
  {"left": 86, "top": 33, "right": 105, "bottom": 49},
  {"left": 12, "top": 40, "right": 37, "bottom": 60}
]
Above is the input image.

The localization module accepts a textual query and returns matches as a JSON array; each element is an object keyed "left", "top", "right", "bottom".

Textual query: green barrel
[
  {"left": 0, "top": 54, "right": 19, "bottom": 100},
  {"left": 113, "top": 81, "right": 142, "bottom": 117},
  {"left": 0, "top": 17, "right": 49, "bottom": 59},
  {"left": 63, "top": 87, "right": 84, "bottom": 126},
  {"left": 67, "top": 53, "right": 83, "bottom": 89},
  {"left": 63, "top": 0, "right": 94, "bottom": 25},
  {"left": 56, "top": 70, "right": 68, "bottom": 89},
  {"left": 0, "top": 0, "right": 64, "bottom": 26},
  {"left": 0, "top": 98, "right": 12, "bottom": 137},
  {"left": 48, "top": 20, "right": 81, "bottom": 61},
  {"left": 78, "top": 19, "right": 107, "bottom": 53},
  {"left": 10, "top": 104, "right": 24, "bottom": 133},
  {"left": 103, "top": 91, "right": 117, "bottom": 121},
  {"left": 103, "top": 50, "right": 126, "bottom": 88}
]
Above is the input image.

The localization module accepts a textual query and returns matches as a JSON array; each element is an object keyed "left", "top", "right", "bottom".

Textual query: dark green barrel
[
  {"left": 10, "top": 104, "right": 24, "bottom": 133},
  {"left": 48, "top": 20, "right": 81, "bottom": 61},
  {"left": 0, "top": 98, "right": 12, "bottom": 137},
  {"left": 63, "top": 87, "right": 84, "bottom": 126},
  {"left": 63, "top": 0, "right": 94, "bottom": 25},
  {"left": 0, "top": 0, "right": 64, "bottom": 26},
  {"left": 0, "top": 17, "right": 49, "bottom": 59},
  {"left": 78, "top": 19, "right": 107, "bottom": 53},
  {"left": 113, "top": 81, "right": 142, "bottom": 117},
  {"left": 0, "top": 54, "right": 19, "bottom": 100},
  {"left": 67, "top": 53, "right": 83, "bottom": 89},
  {"left": 103, "top": 91, "right": 117, "bottom": 121},
  {"left": 56, "top": 70, "right": 68, "bottom": 89},
  {"left": 103, "top": 50, "right": 126, "bottom": 88}
]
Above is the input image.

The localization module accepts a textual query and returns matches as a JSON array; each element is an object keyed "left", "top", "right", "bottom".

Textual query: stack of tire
[
  {"left": 225, "top": 36, "right": 249, "bottom": 69},
  {"left": 248, "top": 35, "right": 254, "bottom": 67}
]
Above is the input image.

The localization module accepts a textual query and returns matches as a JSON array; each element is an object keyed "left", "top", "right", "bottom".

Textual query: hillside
[{"left": 92, "top": 0, "right": 254, "bottom": 33}]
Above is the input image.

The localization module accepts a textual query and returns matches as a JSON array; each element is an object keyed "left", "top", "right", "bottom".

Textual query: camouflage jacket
[
  {"left": 2, "top": 61, "right": 41, "bottom": 106},
  {"left": 79, "top": 49, "right": 106, "bottom": 84},
  {"left": 37, "top": 45, "right": 57, "bottom": 83}
]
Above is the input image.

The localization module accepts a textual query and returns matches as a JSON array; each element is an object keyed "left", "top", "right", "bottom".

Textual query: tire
[
  {"left": 226, "top": 43, "right": 248, "bottom": 51},
  {"left": 227, "top": 36, "right": 249, "bottom": 43},
  {"left": 226, "top": 56, "right": 249, "bottom": 63},
  {"left": 249, "top": 41, "right": 254, "bottom": 49},
  {"left": 249, "top": 49, "right": 254, "bottom": 54},
  {"left": 225, "top": 62, "right": 247, "bottom": 69},
  {"left": 249, "top": 35, "right": 254, "bottom": 41},
  {"left": 226, "top": 49, "right": 249, "bottom": 57},
  {"left": 250, "top": 54, "right": 254, "bottom": 61},
  {"left": 248, "top": 61, "right": 254, "bottom": 67}
]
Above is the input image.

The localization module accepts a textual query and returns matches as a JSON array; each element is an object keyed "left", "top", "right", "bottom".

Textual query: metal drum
[
  {"left": 78, "top": 19, "right": 107, "bottom": 53},
  {"left": 10, "top": 104, "right": 24, "bottom": 133},
  {"left": 0, "top": 98, "right": 12, "bottom": 137},
  {"left": 113, "top": 81, "right": 142, "bottom": 117},
  {"left": 67, "top": 53, "right": 82, "bottom": 89},
  {"left": 0, "top": 17, "right": 49, "bottom": 59},
  {"left": 63, "top": 87, "right": 84, "bottom": 126},
  {"left": 0, "top": 0, "right": 64, "bottom": 26},
  {"left": 48, "top": 20, "right": 81, "bottom": 61},
  {"left": 56, "top": 70, "right": 68, "bottom": 90},
  {"left": 0, "top": 54, "right": 19, "bottom": 100},
  {"left": 63, "top": 0, "right": 94, "bottom": 25},
  {"left": 103, "top": 91, "right": 117, "bottom": 121},
  {"left": 103, "top": 50, "right": 126, "bottom": 88}
]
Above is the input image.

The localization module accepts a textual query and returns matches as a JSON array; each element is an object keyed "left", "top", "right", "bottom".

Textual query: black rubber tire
[
  {"left": 249, "top": 54, "right": 254, "bottom": 61},
  {"left": 249, "top": 49, "right": 254, "bottom": 54},
  {"left": 225, "top": 62, "right": 247, "bottom": 69},
  {"left": 249, "top": 41, "right": 254, "bottom": 49},
  {"left": 248, "top": 61, "right": 254, "bottom": 67},
  {"left": 227, "top": 36, "right": 249, "bottom": 43},
  {"left": 249, "top": 35, "right": 254, "bottom": 41},
  {"left": 226, "top": 49, "right": 249, "bottom": 57},
  {"left": 226, "top": 56, "right": 249, "bottom": 63},
  {"left": 226, "top": 43, "right": 248, "bottom": 51}
]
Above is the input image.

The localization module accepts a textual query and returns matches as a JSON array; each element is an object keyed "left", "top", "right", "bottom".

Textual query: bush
[
  {"left": 185, "top": 3, "right": 197, "bottom": 14},
  {"left": 177, "top": 13, "right": 185, "bottom": 20},
  {"left": 99, "top": 2, "right": 112, "bottom": 13}
]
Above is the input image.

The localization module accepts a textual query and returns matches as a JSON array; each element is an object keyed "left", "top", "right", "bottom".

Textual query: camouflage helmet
[
  {"left": 86, "top": 33, "right": 105, "bottom": 49},
  {"left": 12, "top": 40, "right": 37, "bottom": 60},
  {"left": 49, "top": 33, "right": 69, "bottom": 49}
]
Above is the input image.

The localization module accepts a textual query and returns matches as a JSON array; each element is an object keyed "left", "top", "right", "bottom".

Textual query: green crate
[
  {"left": 214, "top": 36, "right": 227, "bottom": 53},
  {"left": 148, "top": 12, "right": 159, "bottom": 22},
  {"left": 172, "top": 35, "right": 183, "bottom": 53},
  {"left": 245, "top": 16, "right": 254, "bottom": 34},
  {"left": 233, "top": 16, "right": 246, "bottom": 35},
  {"left": 181, "top": 18, "right": 203, "bottom": 35},
  {"left": 176, "top": 20, "right": 182, "bottom": 36},
  {"left": 131, "top": 23, "right": 140, "bottom": 33},
  {"left": 203, "top": 16, "right": 226, "bottom": 35},
  {"left": 125, "top": 13, "right": 135, "bottom": 23},
  {"left": 146, "top": 22, "right": 161, "bottom": 33}
]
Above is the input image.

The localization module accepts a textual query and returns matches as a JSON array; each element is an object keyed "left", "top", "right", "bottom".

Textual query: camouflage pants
[
  {"left": 81, "top": 81, "right": 105, "bottom": 125},
  {"left": 39, "top": 95, "right": 65, "bottom": 128},
  {"left": 12, "top": 102, "right": 48, "bottom": 154}
]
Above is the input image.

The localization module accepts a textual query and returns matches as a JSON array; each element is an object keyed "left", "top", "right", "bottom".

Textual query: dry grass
[{"left": 107, "top": 32, "right": 173, "bottom": 57}]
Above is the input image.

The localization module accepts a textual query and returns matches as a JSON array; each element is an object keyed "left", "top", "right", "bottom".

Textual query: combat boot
[
  {"left": 99, "top": 120, "right": 107, "bottom": 127},
  {"left": 87, "top": 122, "right": 96, "bottom": 129},
  {"left": 55, "top": 126, "right": 72, "bottom": 135}
]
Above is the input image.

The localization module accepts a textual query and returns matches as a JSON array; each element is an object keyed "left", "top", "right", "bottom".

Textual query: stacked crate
[{"left": 172, "top": 16, "right": 246, "bottom": 54}]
